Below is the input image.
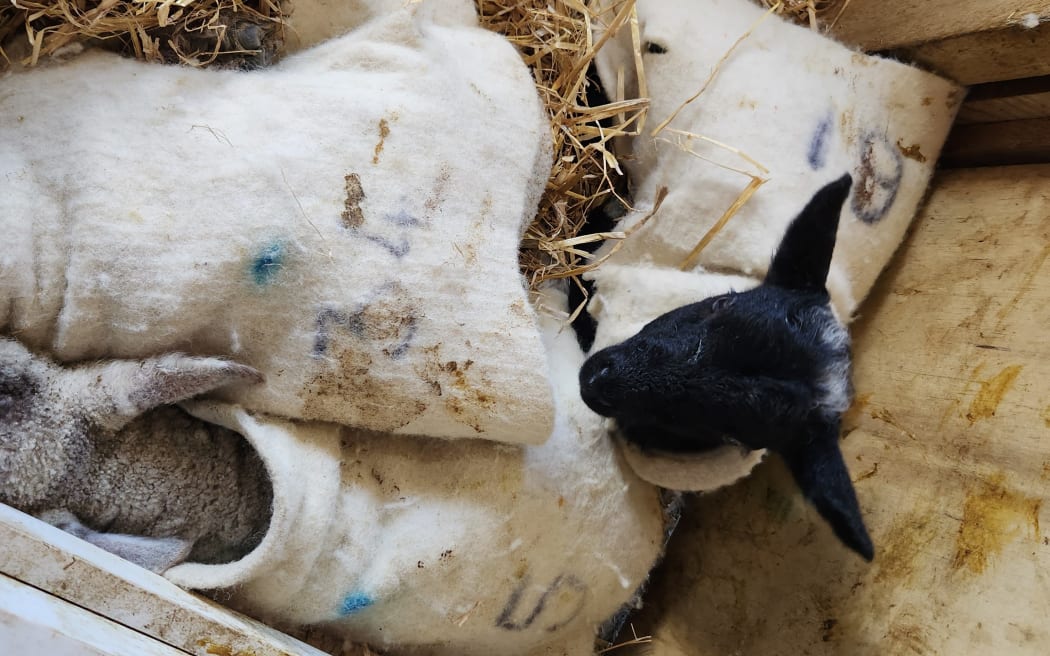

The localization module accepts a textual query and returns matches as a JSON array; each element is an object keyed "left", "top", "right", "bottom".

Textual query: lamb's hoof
[{"left": 165, "top": 12, "right": 283, "bottom": 70}]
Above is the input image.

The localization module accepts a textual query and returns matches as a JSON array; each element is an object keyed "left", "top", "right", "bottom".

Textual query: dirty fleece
[
  {"left": 587, "top": 0, "right": 962, "bottom": 490},
  {"left": 163, "top": 294, "right": 666, "bottom": 656},
  {"left": 0, "top": 0, "right": 554, "bottom": 445}
]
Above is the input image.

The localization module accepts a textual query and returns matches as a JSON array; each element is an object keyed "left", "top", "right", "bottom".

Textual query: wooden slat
[
  {"left": 630, "top": 165, "right": 1050, "bottom": 656},
  {"left": 957, "top": 76, "right": 1050, "bottom": 124},
  {"left": 0, "top": 573, "right": 187, "bottom": 656},
  {"left": 942, "top": 117, "right": 1050, "bottom": 167},
  {"left": 829, "top": 0, "right": 1050, "bottom": 85},
  {"left": 830, "top": 0, "right": 1050, "bottom": 50},
  {"left": 0, "top": 504, "right": 329, "bottom": 656}
]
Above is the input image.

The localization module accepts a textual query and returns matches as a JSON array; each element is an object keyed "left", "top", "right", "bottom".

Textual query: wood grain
[
  {"left": 942, "top": 117, "right": 1050, "bottom": 167},
  {"left": 828, "top": 0, "right": 1050, "bottom": 85},
  {"left": 627, "top": 165, "right": 1050, "bottom": 656}
]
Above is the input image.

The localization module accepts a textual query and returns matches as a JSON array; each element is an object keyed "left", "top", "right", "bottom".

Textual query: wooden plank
[
  {"left": 0, "top": 573, "right": 187, "bottom": 656},
  {"left": 0, "top": 503, "right": 329, "bottom": 656},
  {"left": 893, "top": 22, "right": 1050, "bottom": 86},
  {"left": 828, "top": 0, "right": 1050, "bottom": 85},
  {"left": 830, "top": 0, "right": 1050, "bottom": 50},
  {"left": 956, "top": 76, "right": 1050, "bottom": 124},
  {"left": 941, "top": 117, "right": 1050, "bottom": 167},
  {"left": 628, "top": 165, "right": 1050, "bottom": 656}
]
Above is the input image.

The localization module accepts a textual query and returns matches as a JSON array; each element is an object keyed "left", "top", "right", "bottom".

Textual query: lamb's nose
[{"left": 579, "top": 356, "right": 615, "bottom": 416}]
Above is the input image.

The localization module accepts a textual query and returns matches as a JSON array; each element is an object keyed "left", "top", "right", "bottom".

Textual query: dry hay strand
[
  {"left": 0, "top": 0, "right": 287, "bottom": 70},
  {"left": 759, "top": 0, "right": 843, "bottom": 30},
  {"left": 476, "top": 0, "right": 650, "bottom": 290}
]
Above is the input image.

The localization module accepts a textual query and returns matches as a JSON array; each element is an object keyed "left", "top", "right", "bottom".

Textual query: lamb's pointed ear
[
  {"left": 765, "top": 174, "right": 852, "bottom": 291},
  {"left": 777, "top": 418, "right": 874, "bottom": 561},
  {"left": 69, "top": 355, "right": 263, "bottom": 432}
]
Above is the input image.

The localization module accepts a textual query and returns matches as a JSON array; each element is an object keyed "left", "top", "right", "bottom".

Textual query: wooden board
[
  {"left": 956, "top": 76, "right": 1050, "bottom": 125},
  {"left": 0, "top": 503, "right": 330, "bottom": 656},
  {"left": 829, "top": 0, "right": 1050, "bottom": 85},
  {"left": 0, "top": 573, "right": 185, "bottom": 656},
  {"left": 942, "top": 117, "right": 1050, "bottom": 168},
  {"left": 623, "top": 165, "right": 1050, "bottom": 655}
]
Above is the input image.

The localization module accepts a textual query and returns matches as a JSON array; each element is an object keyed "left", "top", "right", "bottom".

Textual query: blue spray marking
[
  {"left": 807, "top": 113, "right": 833, "bottom": 170},
  {"left": 338, "top": 592, "right": 374, "bottom": 616},
  {"left": 250, "top": 241, "right": 285, "bottom": 286}
]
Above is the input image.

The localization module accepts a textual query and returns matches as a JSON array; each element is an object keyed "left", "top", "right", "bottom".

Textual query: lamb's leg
[
  {"left": 62, "top": 352, "right": 263, "bottom": 432},
  {"left": 36, "top": 509, "right": 194, "bottom": 573},
  {"left": 2, "top": 337, "right": 263, "bottom": 547}
]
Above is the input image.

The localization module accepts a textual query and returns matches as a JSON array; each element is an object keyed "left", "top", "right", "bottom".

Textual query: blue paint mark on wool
[
  {"left": 339, "top": 592, "right": 374, "bottom": 616},
  {"left": 250, "top": 241, "right": 285, "bottom": 286}
]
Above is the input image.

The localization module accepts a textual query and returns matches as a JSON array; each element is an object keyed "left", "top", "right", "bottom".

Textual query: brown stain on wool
[
  {"left": 302, "top": 284, "right": 428, "bottom": 431},
  {"left": 896, "top": 140, "right": 927, "bottom": 163},
  {"left": 965, "top": 365, "right": 1022, "bottom": 424},
  {"left": 951, "top": 473, "right": 1042, "bottom": 576},
  {"left": 372, "top": 118, "right": 390, "bottom": 165},
  {"left": 341, "top": 172, "right": 365, "bottom": 228}
]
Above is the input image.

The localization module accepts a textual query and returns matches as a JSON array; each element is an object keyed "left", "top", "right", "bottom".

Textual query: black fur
[{"left": 579, "top": 174, "right": 874, "bottom": 561}]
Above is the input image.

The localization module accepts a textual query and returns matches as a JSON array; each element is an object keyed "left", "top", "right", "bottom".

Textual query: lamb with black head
[{"left": 579, "top": 174, "right": 874, "bottom": 561}]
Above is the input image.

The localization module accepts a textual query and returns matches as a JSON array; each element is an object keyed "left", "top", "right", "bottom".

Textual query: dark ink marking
[
  {"left": 313, "top": 307, "right": 350, "bottom": 356},
  {"left": 807, "top": 113, "right": 833, "bottom": 170},
  {"left": 312, "top": 283, "right": 419, "bottom": 358},
  {"left": 342, "top": 173, "right": 365, "bottom": 228},
  {"left": 338, "top": 592, "right": 373, "bottom": 616},
  {"left": 363, "top": 234, "right": 410, "bottom": 258},
  {"left": 385, "top": 208, "right": 422, "bottom": 228},
  {"left": 644, "top": 41, "right": 667, "bottom": 54},
  {"left": 250, "top": 241, "right": 285, "bottom": 286},
  {"left": 852, "top": 131, "right": 903, "bottom": 224},
  {"left": 496, "top": 574, "right": 589, "bottom": 633},
  {"left": 383, "top": 316, "right": 418, "bottom": 360}
]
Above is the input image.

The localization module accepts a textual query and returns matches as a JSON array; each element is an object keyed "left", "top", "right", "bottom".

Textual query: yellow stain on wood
[
  {"left": 965, "top": 365, "right": 1023, "bottom": 424},
  {"left": 873, "top": 512, "right": 938, "bottom": 585},
  {"left": 950, "top": 473, "right": 1042, "bottom": 576},
  {"left": 372, "top": 118, "right": 390, "bottom": 165},
  {"left": 1042, "top": 405, "right": 1050, "bottom": 429},
  {"left": 195, "top": 639, "right": 258, "bottom": 656},
  {"left": 995, "top": 242, "right": 1050, "bottom": 324}
]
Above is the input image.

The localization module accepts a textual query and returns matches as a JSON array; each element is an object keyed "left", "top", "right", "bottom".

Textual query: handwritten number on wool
[
  {"left": 852, "top": 131, "right": 903, "bottom": 224},
  {"left": 496, "top": 574, "right": 589, "bottom": 633}
]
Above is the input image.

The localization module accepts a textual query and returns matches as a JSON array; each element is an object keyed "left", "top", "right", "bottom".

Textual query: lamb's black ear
[
  {"left": 765, "top": 174, "right": 852, "bottom": 291},
  {"left": 778, "top": 418, "right": 874, "bottom": 561}
]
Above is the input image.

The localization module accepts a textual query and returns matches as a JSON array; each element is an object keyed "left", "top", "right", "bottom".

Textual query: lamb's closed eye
[{"left": 580, "top": 174, "right": 874, "bottom": 561}]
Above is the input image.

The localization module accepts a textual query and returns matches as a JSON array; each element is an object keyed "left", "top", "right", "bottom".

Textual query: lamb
[
  {"left": 0, "top": 337, "right": 271, "bottom": 571},
  {"left": 579, "top": 176, "right": 874, "bottom": 560},
  {"left": 0, "top": 297, "right": 668, "bottom": 656}
]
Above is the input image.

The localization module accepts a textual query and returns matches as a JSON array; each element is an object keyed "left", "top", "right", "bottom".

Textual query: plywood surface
[
  {"left": 829, "top": 0, "right": 1050, "bottom": 85},
  {"left": 627, "top": 165, "right": 1050, "bottom": 656}
]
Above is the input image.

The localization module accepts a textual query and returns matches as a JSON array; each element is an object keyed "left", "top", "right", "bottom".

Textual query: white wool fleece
[
  {"left": 585, "top": 0, "right": 962, "bottom": 490},
  {"left": 0, "top": 0, "right": 555, "bottom": 445},
  {"left": 165, "top": 294, "right": 667, "bottom": 656}
]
